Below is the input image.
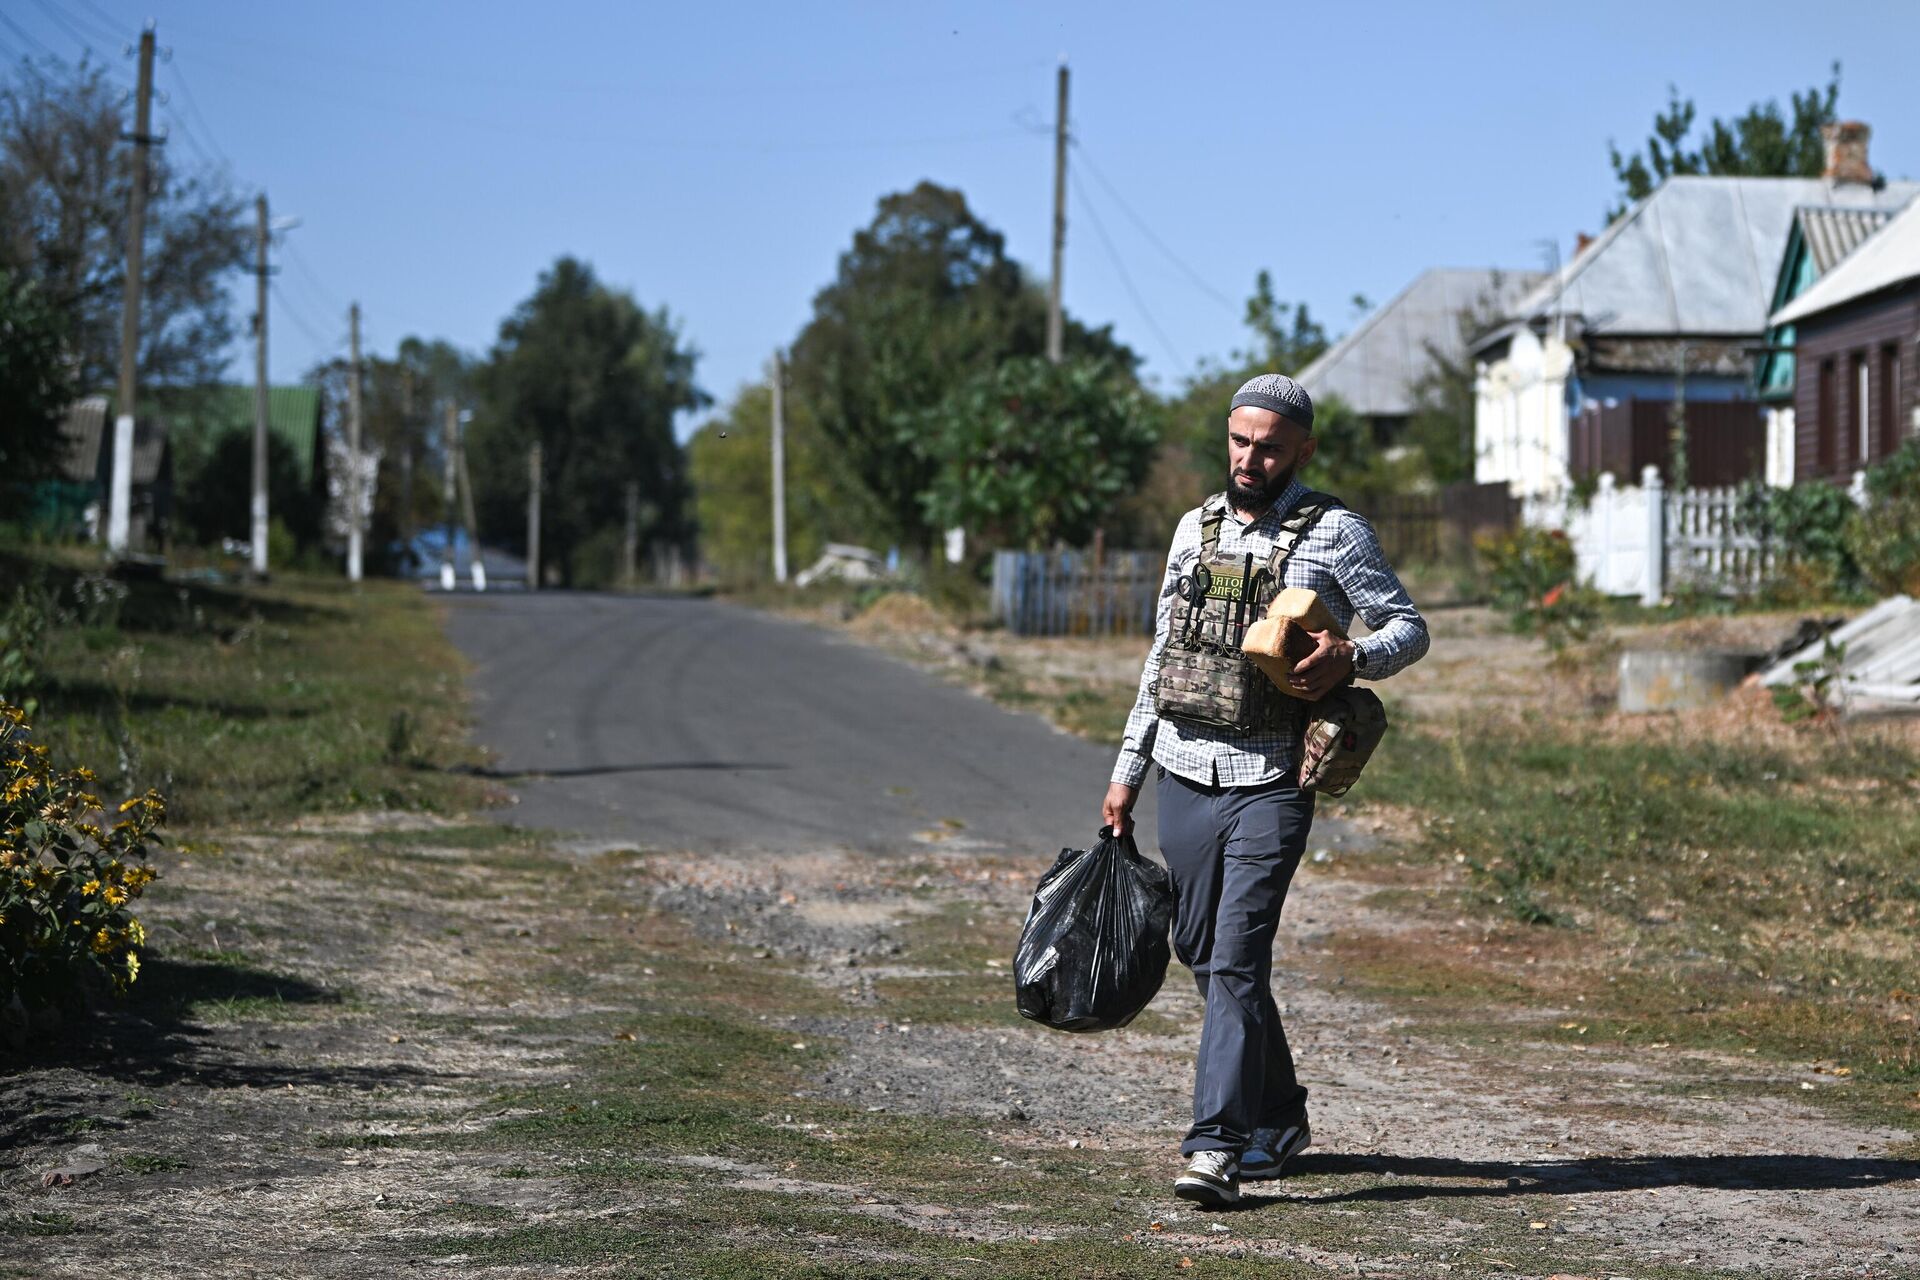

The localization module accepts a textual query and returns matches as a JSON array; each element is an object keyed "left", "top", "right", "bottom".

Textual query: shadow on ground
[{"left": 1217, "top": 1150, "right": 1920, "bottom": 1209}]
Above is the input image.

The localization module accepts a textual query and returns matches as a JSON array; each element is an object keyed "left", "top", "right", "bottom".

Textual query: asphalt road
[{"left": 441, "top": 591, "right": 1154, "bottom": 857}]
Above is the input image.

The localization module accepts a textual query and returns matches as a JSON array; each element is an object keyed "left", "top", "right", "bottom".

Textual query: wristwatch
[{"left": 1350, "top": 642, "right": 1369, "bottom": 676}]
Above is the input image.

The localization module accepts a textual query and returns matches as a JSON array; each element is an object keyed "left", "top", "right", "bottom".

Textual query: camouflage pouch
[
  {"left": 1298, "top": 685, "right": 1388, "bottom": 797},
  {"left": 1154, "top": 645, "right": 1268, "bottom": 731}
]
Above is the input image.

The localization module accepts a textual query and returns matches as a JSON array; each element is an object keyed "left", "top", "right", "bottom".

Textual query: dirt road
[{"left": 2, "top": 596, "right": 1912, "bottom": 1277}]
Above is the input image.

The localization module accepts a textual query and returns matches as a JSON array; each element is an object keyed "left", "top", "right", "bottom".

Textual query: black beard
[{"left": 1228, "top": 466, "right": 1293, "bottom": 511}]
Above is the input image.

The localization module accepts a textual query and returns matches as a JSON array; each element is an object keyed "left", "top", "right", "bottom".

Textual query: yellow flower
[
  {"left": 80, "top": 879, "right": 101, "bottom": 896},
  {"left": 102, "top": 886, "right": 127, "bottom": 907},
  {"left": 90, "top": 928, "right": 114, "bottom": 955},
  {"left": 125, "top": 951, "right": 140, "bottom": 982},
  {"left": 118, "top": 797, "right": 142, "bottom": 814},
  {"left": 126, "top": 918, "right": 146, "bottom": 947}
]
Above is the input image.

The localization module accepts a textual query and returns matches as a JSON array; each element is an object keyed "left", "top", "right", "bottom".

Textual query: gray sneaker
[
  {"left": 1173, "top": 1149, "right": 1241, "bottom": 1207},
  {"left": 1240, "top": 1119, "right": 1311, "bottom": 1181}
]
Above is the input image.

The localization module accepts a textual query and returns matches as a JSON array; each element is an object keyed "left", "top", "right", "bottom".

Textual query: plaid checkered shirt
[{"left": 1111, "top": 477, "right": 1430, "bottom": 790}]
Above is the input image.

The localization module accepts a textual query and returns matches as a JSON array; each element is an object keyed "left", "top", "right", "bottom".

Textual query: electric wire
[
  {"left": 1068, "top": 167, "right": 1185, "bottom": 373},
  {"left": 270, "top": 279, "right": 342, "bottom": 355},
  {"left": 1071, "top": 138, "right": 1241, "bottom": 318},
  {"left": 0, "top": 10, "right": 57, "bottom": 61},
  {"left": 166, "top": 57, "right": 238, "bottom": 174},
  {"left": 280, "top": 239, "right": 350, "bottom": 321},
  {"left": 28, "top": 0, "right": 116, "bottom": 54},
  {"left": 60, "top": 0, "right": 129, "bottom": 47}
]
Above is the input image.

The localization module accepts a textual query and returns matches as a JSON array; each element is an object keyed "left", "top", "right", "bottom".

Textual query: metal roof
[
  {"left": 1493, "top": 176, "right": 1919, "bottom": 342},
  {"left": 1295, "top": 267, "right": 1546, "bottom": 417},
  {"left": 1771, "top": 195, "right": 1920, "bottom": 326},
  {"left": 125, "top": 385, "right": 325, "bottom": 486},
  {"left": 1797, "top": 205, "right": 1896, "bottom": 274}
]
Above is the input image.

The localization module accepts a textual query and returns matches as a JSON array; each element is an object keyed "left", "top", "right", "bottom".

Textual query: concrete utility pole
[
  {"left": 346, "top": 302, "right": 364, "bottom": 583},
  {"left": 1046, "top": 59, "right": 1069, "bottom": 366},
  {"left": 526, "top": 441, "right": 542, "bottom": 592},
  {"left": 251, "top": 193, "right": 271, "bottom": 577},
  {"left": 108, "top": 26, "right": 157, "bottom": 556},
  {"left": 440, "top": 402, "right": 457, "bottom": 591},
  {"left": 771, "top": 350, "right": 788, "bottom": 584}
]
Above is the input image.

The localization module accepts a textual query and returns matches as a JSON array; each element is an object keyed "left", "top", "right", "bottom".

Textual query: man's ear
[{"left": 1296, "top": 434, "right": 1319, "bottom": 468}]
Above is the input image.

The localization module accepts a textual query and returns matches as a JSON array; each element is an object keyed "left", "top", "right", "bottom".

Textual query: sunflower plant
[{"left": 1, "top": 701, "right": 166, "bottom": 1011}]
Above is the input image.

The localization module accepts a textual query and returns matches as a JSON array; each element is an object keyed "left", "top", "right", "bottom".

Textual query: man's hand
[
  {"left": 1288, "top": 630, "right": 1356, "bottom": 701},
  {"left": 1103, "top": 782, "right": 1138, "bottom": 837}
]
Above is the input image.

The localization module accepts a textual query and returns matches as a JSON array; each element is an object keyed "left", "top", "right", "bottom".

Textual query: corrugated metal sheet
[
  {"left": 1772, "top": 196, "right": 1920, "bottom": 326},
  {"left": 118, "top": 384, "right": 324, "bottom": 486},
  {"left": 1296, "top": 267, "right": 1546, "bottom": 417},
  {"left": 1799, "top": 205, "right": 1896, "bottom": 274},
  {"left": 1499, "top": 176, "right": 1919, "bottom": 340}
]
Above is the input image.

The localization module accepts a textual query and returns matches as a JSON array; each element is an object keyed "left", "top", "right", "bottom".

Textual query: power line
[
  {"left": 0, "top": 10, "right": 57, "bottom": 61},
  {"left": 29, "top": 0, "right": 118, "bottom": 52},
  {"left": 1069, "top": 168, "right": 1185, "bottom": 373},
  {"left": 280, "top": 238, "right": 350, "bottom": 319},
  {"left": 66, "top": 0, "right": 131, "bottom": 45},
  {"left": 1071, "top": 138, "right": 1242, "bottom": 318},
  {"left": 166, "top": 56, "right": 238, "bottom": 174},
  {"left": 270, "top": 279, "right": 343, "bottom": 355}
]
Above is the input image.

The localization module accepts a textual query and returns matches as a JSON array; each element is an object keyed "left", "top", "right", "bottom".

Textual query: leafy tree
[
  {"left": 173, "top": 426, "right": 322, "bottom": 553},
  {"left": 466, "top": 257, "right": 706, "bottom": 586},
  {"left": 0, "top": 267, "right": 76, "bottom": 489},
  {"left": 306, "top": 336, "right": 475, "bottom": 572},
  {"left": 1607, "top": 67, "right": 1846, "bottom": 219},
  {"left": 1404, "top": 274, "right": 1512, "bottom": 486},
  {"left": 914, "top": 356, "right": 1159, "bottom": 551},
  {"left": 0, "top": 58, "right": 248, "bottom": 391},
  {"left": 685, "top": 380, "right": 871, "bottom": 583},
  {"left": 787, "top": 181, "right": 1136, "bottom": 551},
  {"left": 1129, "top": 271, "right": 1331, "bottom": 537}
]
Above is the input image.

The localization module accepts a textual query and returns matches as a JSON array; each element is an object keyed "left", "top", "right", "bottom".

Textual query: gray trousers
[{"left": 1156, "top": 765, "right": 1314, "bottom": 1154}]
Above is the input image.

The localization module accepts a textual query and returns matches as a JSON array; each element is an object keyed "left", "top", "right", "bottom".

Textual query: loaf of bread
[{"left": 1242, "top": 587, "right": 1344, "bottom": 699}]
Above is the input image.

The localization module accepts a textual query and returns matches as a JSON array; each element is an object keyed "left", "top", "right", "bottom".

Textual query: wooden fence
[
  {"left": 1366, "top": 481, "right": 1521, "bottom": 567},
  {"left": 990, "top": 548, "right": 1162, "bottom": 637}
]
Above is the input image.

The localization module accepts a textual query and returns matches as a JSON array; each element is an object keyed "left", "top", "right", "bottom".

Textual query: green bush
[
  {"left": 1846, "top": 441, "right": 1920, "bottom": 597},
  {"left": 1741, "top": 479, "right": 1860, "bottom": 598},
  {"left": 1474, "top": 526, "right": 1601, "bottom": 652},
  {"left": 1, "top": 702, "right": 166, "bottom": 1011}
]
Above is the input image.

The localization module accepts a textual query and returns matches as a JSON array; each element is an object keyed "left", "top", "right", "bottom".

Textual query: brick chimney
[{"left": 1822, "top": 121, "right": 1874, "bottom": 185}]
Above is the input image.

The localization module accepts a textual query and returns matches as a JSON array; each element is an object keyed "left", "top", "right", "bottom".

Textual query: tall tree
[
  {"left": 787, "top": 181, "right": 1136, "bottom": 551},
  {"left": 467, "top": 257, "right": 706, "bottom": 586},
  {"left": 1403, "top": 274, "right": 1512, "bottom": 486},
  {"left": 1607, "top": 67, "right": 1846, "bottom": 219},
  {"left": 0, "top": 57, "right": 249, "bottom": 391},
  {"left": 915, "top": 356, "right": 1160, "bottom": 551},
  {"left": 0, "top": 267, "right": 76, "bottom": 490}
]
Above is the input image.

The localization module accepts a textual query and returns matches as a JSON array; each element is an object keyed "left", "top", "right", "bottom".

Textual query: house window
[
  {"left": 1855, "top": 353, "right": 1871, "bottom": 467},
  {"left": 1818, "top": 358, "right": 1837, "bottom": 472},
  {"left": 1883, "top": 345, "right": 1901, "bottom": 457}
]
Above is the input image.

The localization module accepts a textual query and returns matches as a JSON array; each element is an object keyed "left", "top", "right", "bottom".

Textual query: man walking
[{"left": 1102, "top": 373, "right": 1429, "bottom": 1207}]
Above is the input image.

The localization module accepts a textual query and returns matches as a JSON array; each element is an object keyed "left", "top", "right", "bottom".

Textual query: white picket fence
[{"left": 1523, "top": 466, "right": 1869, "bottom": 603}]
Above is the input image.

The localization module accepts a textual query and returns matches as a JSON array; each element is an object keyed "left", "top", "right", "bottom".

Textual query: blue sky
[{"left": 8, "top": 1, "right": 1917, "bottom": 436}]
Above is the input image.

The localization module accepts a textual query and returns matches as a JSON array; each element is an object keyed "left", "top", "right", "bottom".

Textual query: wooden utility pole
[
  {"left": 623, "top": 482, "right": 640, "bottom": 589},
  {"left": 439, "top": 402, "right": 457, "bottom": 591},
  {"left": 771, "top": 350, "right": 788, "bottom": 584},
  {"left": 108, "top": 26, "right": 157, "bottom": 556},
  {"left": 346, "top": 302, "right": 364, "bottom": 583},
  {"left": 1046, "top": 60, "right": 1069, "bottom": 366},
  {"left": 251, "top": 193, "right": 271, "bottom": 577},
  {"left": 526, "top": 441, "right": 542, "bottom": 592},
  {"left": 399, "top": 366, "right": 415, "bottom": 549}
]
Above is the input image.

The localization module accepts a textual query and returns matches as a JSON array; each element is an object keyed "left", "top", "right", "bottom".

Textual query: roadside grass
[{"left": 1, "top": 544, "right": 489, "bottom": 827}]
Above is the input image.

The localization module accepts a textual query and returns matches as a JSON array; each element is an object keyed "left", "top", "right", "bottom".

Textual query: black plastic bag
[{"left": 1014, "top": 827, "right": 1172, "bottom": 1032}]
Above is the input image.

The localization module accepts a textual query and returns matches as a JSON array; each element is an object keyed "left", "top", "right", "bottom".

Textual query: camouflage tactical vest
[{"left": 1152, "top": 492, "right": 1340, "bottom": 733}]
